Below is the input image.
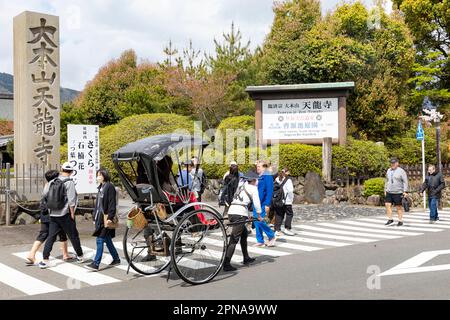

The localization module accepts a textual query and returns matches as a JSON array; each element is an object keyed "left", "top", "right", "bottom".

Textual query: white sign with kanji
[
  {"left": 67, "top": 124, "right": 100, "bottom": 194},
  {"left": 262, "top": 98, "right": 339, "bottom": 140}
]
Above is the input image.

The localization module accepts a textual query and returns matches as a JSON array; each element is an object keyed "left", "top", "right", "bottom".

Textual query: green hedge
[
  {"left": 332, "top": 138, "right": 389, "bottom": 177},
  {"left": 216, "top": 115, "right": 255, "bottom": 132},
  {"left": 201, "top": 140, "right": 389, "bottom": 179},
  {"left": 363, "top": 177, "right": 385, "bottom": 197}
]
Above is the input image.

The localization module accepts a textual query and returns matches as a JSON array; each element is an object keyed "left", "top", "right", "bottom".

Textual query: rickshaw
[{"left": 112, "top": 133, "right": 232, "bottom": 285}]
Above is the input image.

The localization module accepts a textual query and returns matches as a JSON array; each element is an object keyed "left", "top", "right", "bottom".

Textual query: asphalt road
[{"left": 1, "top": 207, "right": 450, "bottom": 300}]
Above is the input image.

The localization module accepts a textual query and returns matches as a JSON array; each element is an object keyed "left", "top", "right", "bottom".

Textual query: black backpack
[
  {"left": 46, "top": 178, "right": 71, "bottom": 210},
  {"left": 218, "top": 175, "right": 239, "bottom": 207},
  {"left": 200, "top": 171, "right": 207, "bottom": 195},
  {"left": 272, "top": 178, "right": 288, "bottom": 209}
]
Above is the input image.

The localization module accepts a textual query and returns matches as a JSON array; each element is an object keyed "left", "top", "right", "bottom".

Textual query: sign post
[
  {"left": 67, "top": 124, "right": 100, "bottom": 194},
  {"left": 416, "top": 121, "right": 426, "bottom": 209}
]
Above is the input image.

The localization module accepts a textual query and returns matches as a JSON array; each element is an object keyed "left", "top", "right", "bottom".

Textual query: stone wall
[{"left": 202, "top": 173, "right": 450, "bottom": 208}]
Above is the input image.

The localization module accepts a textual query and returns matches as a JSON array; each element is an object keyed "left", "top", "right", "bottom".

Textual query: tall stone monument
[{"left": 13, "top": 11, "right": 60, "bottom": 168}]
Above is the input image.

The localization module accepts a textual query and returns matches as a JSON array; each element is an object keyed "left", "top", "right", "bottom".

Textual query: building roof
[
  {"left": 245, "top": 82, "right": 355, "bottom": 93},
  {"left": 0, "top": 93, "right": 13, "bottom": 100},
  {"left": 0, "top": 134, "right": 13, "bottom": 148}
]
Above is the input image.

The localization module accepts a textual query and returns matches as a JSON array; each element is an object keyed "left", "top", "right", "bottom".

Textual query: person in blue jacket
[{"left": 253, "top": 160, "right": 276, "bottom": 247}]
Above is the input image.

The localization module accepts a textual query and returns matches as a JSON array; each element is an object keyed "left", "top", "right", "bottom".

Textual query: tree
[
  {"left": 163, "top": 41, "right": 235, "bottom": 129},
  {"left": 73, "top": 49, "right": 182, "bottom": 126},
  {"left": 258, "top": 1, "right": 416, "bottom": 141},
  {"left": 207, "top": 22, "right": 258, "bottom": 117},
  {"left": 393, "top": 0, "right": 450, "bottom": 115}
]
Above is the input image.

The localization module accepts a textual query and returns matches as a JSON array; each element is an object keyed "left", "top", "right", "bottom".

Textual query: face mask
[{"left": 96, "top": 176, "right": 104, "bottom": 184}]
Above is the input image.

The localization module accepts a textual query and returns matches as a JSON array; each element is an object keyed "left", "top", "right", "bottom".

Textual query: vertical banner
[{"left": 67, "top": 124, "right": 100, "bottom": 194}]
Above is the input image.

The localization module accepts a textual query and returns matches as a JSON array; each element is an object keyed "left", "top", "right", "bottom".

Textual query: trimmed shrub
[
  {"left": 202, "top": 146, "right": 278, "bottom": 179},
  {"left": 278, "top": 144, "right": 322, "bottom": 177},
  {"left": 363, "top": 177, "right": 385, "bottom": 197},
  {"left": 217, "top": 115, "right": 255, "bottom": 132},
  {"left": 332, "top": 138, "right": 389, "bottom": 177}
]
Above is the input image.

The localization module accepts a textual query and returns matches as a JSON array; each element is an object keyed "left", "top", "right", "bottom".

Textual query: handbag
[{"left": 103, "top": 212, "right": 119, "bottom": 229}]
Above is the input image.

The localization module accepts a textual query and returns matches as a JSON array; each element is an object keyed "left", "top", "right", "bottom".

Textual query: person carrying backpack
[
  {"left": 39, "top": 162, "right": 84, "bottom": 269},
  {"left": 273, "top": 167, "right": 295, "bottom": 236},
  {"left": 223, "top": 171, "right": 260, "bottom": 272},
  {"left": 25, "top": 170, "right": 72, "bottom": 265},
  {"left": 219, "top": 162, "right": 241, "bottom": 216},
  {"left": 191, "top": 156, "right": 206, "bottom": 201}
]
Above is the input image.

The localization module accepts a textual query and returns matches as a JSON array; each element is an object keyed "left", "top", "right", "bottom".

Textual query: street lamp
[{"left": 419, "top": 96, "right": 444, "bottom": 172}]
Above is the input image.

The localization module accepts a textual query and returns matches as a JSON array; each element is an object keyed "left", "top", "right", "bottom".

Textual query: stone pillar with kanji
[{"left": 13, "top": 11, "right": 60, "bottom": 168}]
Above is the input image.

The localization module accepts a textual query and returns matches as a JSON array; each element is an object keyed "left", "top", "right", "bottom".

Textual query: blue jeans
[
  {"left": 429, "top": 198, "right": 439, "bottom": 221},
  {"left": 93, "top": 235, "right": 120, "bottom": 267},
  {"left": 254, "top": 220, "right": 275, "bottom": 244}
]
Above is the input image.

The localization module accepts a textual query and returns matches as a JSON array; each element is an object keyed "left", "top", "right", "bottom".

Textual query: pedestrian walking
[
  {"left": 39, "top": 162, "right": 84, "bottom": 268},
  {"left": 177, "top": 160, "right": 194, "bottom": 190},
  {"left": 219, "top": 161, "right": 241, "bottom": 215},
  {"left": 420, "top": 165, "right": 446, "bottom": 223},
  {"left": 273, "top": 167, "right": 295, "bottom": 237},
  {"left": 253, "top": 160, "right": 276, "bottom": 247},
  {"left": 223, "top": 171, "right": 260, "bottom": 272},
  {"left": 384, "top": 158, "right": 409, "bottom": 227},
  {"left": 191, "top": 156, "right": 206, "bottom": 201},
  {"left": 25, "top": 170, "right": 72, "bottom": 265},
  {"left": 85, "top": 168, "right": 121, "bottom": 271}
]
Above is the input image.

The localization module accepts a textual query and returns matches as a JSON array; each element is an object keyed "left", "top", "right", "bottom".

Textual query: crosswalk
[{"left": 1, "top": 208, "right": 449, "bottom": 298}]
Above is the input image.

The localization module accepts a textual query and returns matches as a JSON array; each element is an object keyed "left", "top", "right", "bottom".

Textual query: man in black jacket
[{"left": 420, "top": 165, "right": 446, "bottom": 223}]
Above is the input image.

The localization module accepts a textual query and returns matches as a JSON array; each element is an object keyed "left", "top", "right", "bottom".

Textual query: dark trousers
[
  {"left": 43, "top": 214, "right": 83, "bottom": 260},
  {"left": 225, "top": 215, "right": 250, "bottom": 263},
  {"left": 274, "top": 204, "right": 294, "bottom": 231},
  {"left": 36, "top": 222, "right": 67, "bottom": 243}
]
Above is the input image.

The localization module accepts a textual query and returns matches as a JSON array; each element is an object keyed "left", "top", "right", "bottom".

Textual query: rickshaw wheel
[
  {"left": 170, "top": 208, "right": 226, "bottom": 285},
  {"left": 123, "top": 224, "right": 171, "bottom": 275}
]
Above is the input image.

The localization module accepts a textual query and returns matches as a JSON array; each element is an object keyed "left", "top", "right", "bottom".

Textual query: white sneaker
[
  {"left": 265, "top": 238, "right": 276, "bottom": 247},
  {"left": 283, "top": 229, "right": 295, "bottom": 236},
  {"left": 253, "top": 242, "right": 265, "bottom": 247},
  {"left": 275, "top": 231, "right": 283, "bottom": 238},
  {"left": 76, "top": 255, "right": 84, "bottom": 263}
]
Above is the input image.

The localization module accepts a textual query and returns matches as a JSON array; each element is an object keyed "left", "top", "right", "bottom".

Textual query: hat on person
[
  {"left": 390, "top": 158, "right": 399, "bottom": 164},
  {"left": 229, "top": 161, "right": 237, "bottom": 166},
  {"left": 242, "top": 170, "right": 259, "bottom": 181},
  {"left": 61, "top": 162, "right": 74, "bottom": 171}
]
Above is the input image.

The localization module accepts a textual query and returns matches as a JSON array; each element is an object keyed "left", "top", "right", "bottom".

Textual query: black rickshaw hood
[{"left": 112, "top": 133, "right": 209, "bottom": 160}]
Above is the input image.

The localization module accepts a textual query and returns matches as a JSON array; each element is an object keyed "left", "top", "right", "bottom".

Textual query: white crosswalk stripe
[
  {"left": 0, "top": 262, "right": 62, "bottom": 295},
  {"left": 294, "top": 230, "right": 377, "bottom": 243},
  {"left": 2, "top": 210, "right": 450, "bottom": 298},
  {"left": 246, "top": 236, "right": 322, "bottom": 251},
  {"left": 13, "top": 252, "right": 121, "bottom": 286},
  {"left": 370, "top": 215, "right": 450, "bottom": 225},
  {"left": 326, "top": 221, "right": 423, "bottom": 235},
  {"left": 357, "top": 218, "right": 445, "bottom": 231},
  {"left": 293, "top": 224, "right": 402, "bottom": 239},
  {"left": 337, "top": 220, "right": 426, "bottom": 234},
  {"left": 277, "top": 235, "right": 351, "bottom": 247}
]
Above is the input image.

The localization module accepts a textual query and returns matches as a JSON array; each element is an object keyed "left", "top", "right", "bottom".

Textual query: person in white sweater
[
  {"left": 274, "top": 168, "right": 295, "bottom": 236},
  {"left": 223, "top": 171, "right": 263, "bottom": 272}
]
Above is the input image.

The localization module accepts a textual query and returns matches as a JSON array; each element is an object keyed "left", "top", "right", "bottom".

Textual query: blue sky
[{"left": 0, "top": 0, "right": 392, "bottom": 91}]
